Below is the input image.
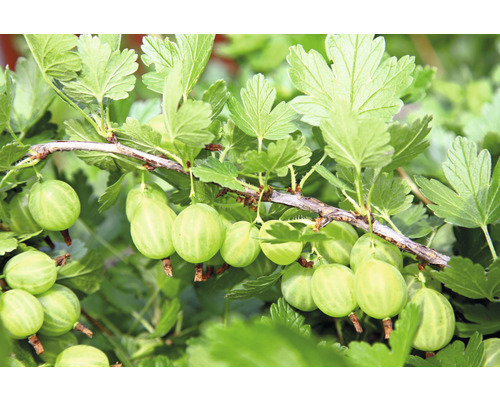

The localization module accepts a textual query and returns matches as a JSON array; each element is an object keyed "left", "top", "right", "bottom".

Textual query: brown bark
[{"left": 27, "top": 141, "right": 451, "bottom": 268}]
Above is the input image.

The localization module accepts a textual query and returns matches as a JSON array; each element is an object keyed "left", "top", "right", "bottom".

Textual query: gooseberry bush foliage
[{"left": 1, "top": 33, "right": 499, "bottom": 367}]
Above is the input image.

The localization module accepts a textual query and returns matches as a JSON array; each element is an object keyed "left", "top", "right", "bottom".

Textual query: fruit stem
[
  {"left": 333, "top": 318, "right": 345, "bottom": 346},
  {"left": 28, "top": 335, "right": 44, "bottom": 355},
  {"left": 162, "top": 258, "right": 173, "bottom": 277},
  {"left": 44, "top": 235, "right": 55, "bottom": 249},
  {"left": 481, "top": 224, "right": 498, "bottom": 260},
  {"left": 348, "top": 312, "right": 363, "bottom": 333},
  {"left": 55, "top": 253, "right": 71, "bottom": 266},
  {"left": 60, "top": 229, "right": 72, "bottom": 246},
  {"left": 194, "top": 264, "right": 204, "bottom": 282},
  {"left": 74, "top": 322, "right": 94, "bottom": 338},
  {"left": 382, "top": 318, "right": 393, "bottom": 339},
  {"left": 216, "top": 263, "right": 230, "bottom": 275}
]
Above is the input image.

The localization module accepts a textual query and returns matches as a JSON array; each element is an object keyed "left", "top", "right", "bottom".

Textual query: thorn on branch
[
  {"left": 143, "top": 163, "right": 156, "bottom": 172},
  {"left": 216, "top": 188, "right": 229, "bottom": 198},
  {"left": 106, "top": 133, "right": 118, "bottom": 144},
  {"left": 205, "top": 144, "right": 223, "bottom": 151}
]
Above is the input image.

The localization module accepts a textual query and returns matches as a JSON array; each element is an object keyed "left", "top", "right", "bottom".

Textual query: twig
[
  {"left": 396, "top": 167, "right": 432, "bottom": 206},
  {"left": 26, "top": 140, "right": 451, "bottom": 268}
]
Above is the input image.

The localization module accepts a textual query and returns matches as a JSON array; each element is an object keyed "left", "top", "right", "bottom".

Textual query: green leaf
[
  {"left": 313, "top": 164, "right": 351, "bottom": 191},
  {"left": 225, "top": 270, "right": 283, "bottom": 300},
  {"left": 186, "top": 317, "right": 350, "bottom": 367},
  {"left": 262, "top": 297, "right": 312, "bottom": 337},
  {"left": 202, "top": 80, "right": 229, "bottom": 119},
  {"left": 370, "top": 172, "right": 413, "bottom": 219},
  {"left": 401, "top": 65, "right": 436, "bottom": 104},
  {"left": 431, "top": 257, "right": 500, "bottom": 300},
  {"left": 464, "top": 90, "right": 500, "bottom": 144},
  {"left": 98, "top": 34, "right": 121, "bottom": 52},
  {"left": 408, "top": 332, "right": 484, "bottom": 367},
  {"left": 383, "top": 115, "right": 432, "bottom": 171},
  {"left": 241, "top": 135, "right": 311, "bottom": 176},
  {"left": 173, "top": 99, "right": 214, "bottom": 147},
  {"left": 287, "top": 45, "right": 335, "bottom": 126},
  {"left": 0, "top": 232, "right": 18, "bottom": 256},
  {"left": 141, "top": 34, "right": 214, "bottom": 97},
  {"left": 152, "top": 298, "right": 181, "bottom": 338},
  {"left": 64, "top": 119, "right": 128, "bottom": 172},
  {"left": 10, "top": 57, "right": 56, "bottom": 133},
  {"left": 98, "top": 173, "right": 127, "bottom": 213},
  {"left": 56, "top": 257, "right": 105, "bottom": 295},
  {"left": 326, "top": 34, "right": 415, "bottom": 122},
  {"left": 393, "top": 203, "right": 441, "bottom": 239},
  {"left": 320, "top": 100, "right": 393, "bottom": 171},
  {"left": 191, "top": 157, "right": 244, "bottom": 192},
  {"left": 64, "top": 35, "right": 138, "bottom": 104},
  {"left": 417, "top": 136, "right": 499, "bottom": 228},
  {"left": 228, "top": 73, "right": 297, "bottom": 141},
  {"left": 176, "top": 34, "right": 215, "bottom": 96},
  {"left": 115, "top": 117, "right": 162, "bottom": 153},
  {"left": 346, "top": 302, "right": 421, "bottom": 367},
  {"left": 456, "top": 302, "right": 500, "bottom": 337},
  {"left": 0, "top": 142, "right": 30, "bottom": 171},
  {"left": 219, "top": 119, "right": 255, "bottom": 163},
  {"left": 24, "top": 34, "right": 81, "bottom": 82}
]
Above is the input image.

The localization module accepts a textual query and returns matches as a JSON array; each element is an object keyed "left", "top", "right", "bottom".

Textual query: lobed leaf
[
  {"left": 431, "top": 256, "right": 500, "bottom": 300},
  {"left": 24, "top": 34, "right": 81, "bottom": 82},
  {"left": 417, "top": 136, "right": 500, "bottom": 228},
  {"left": 10, "top": 57, "right": 55, "bottom": 133},
  {"left": 191, "top": 157, "right": 244, "bottom": 192},
  {"left": 346, "top": 303, "right": 421, "bottom": 367},
  {"left": 228, "top": 73, "right": 297, "bottom": 141},
  {"left": 370, "top": 172, "right": 413, "bottom": 219},
  {"left": 64, "top": 34, "right": 138, "bottom": 104}
]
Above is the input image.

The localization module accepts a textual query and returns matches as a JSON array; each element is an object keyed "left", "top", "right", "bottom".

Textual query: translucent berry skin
[
  {"left": 126, "top": 182, "right": 167, "bottom": 222},
  {"left": 54, "top": 345, "right": 109, "bottom": 367},
  {"left": 311, "top": 263, "right": 357, "bottom": 318},
  {"left": 410, "top": 287, "right": 455, "bottom": 352},
  {"left": 281, "top": 262, "right": 317, "bottom": 312},
  {"left": 7, "top": 191, "right": 41, "bottom": 234},
  {"left": 350, "top": 233, "right": 403, "bottom": 272},
  {"left": 221, "top": 221, "right": 261, "bottom": 268},
  {"left": 354, "top": 259, "right": 408, "bottom": 320},
  {"left": 313, "top": 221, "right": 358, "bottom": 265},
  {"left": 0, "top": 289, "right": 44, "bottom": 339},
  {"left": 38, "top": 332, "right": 78, "bottom": 364},
  {"left": 172, "top": 203, "right": 226, "bottom": 264},
  {"left": 481, "top": 338, "right": 500, "bottom": 367},
  {"left": 36, "top": 284, "right": 81, "bottom": 337},
  {"left": 244, "top": 252, "right": 277, "bottom": 277},
  {"left": 130, "top": 198, "right": 177, "bottom": 259},
  {"left": 259, "top": 220, "right": 303, "bottom": 266},
  {"left": 3, "top": 251, "right": 57, "bottom": 295},
  {"left": 28, "top": 180, "right": 81, "bottom": 232}
]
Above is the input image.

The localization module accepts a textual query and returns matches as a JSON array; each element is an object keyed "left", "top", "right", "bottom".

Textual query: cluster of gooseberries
[
  {"left": 1, "top": 179, "right": 109, "bottom": 367},
  {"left": 2, "top": 177, "right": 460, "bottom": 364}
]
